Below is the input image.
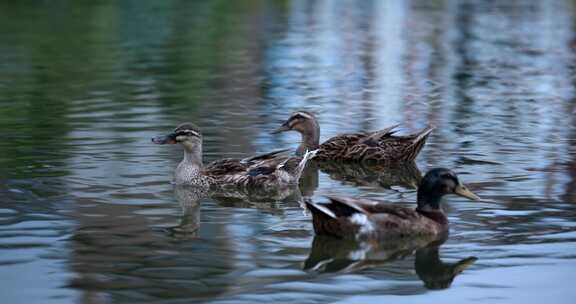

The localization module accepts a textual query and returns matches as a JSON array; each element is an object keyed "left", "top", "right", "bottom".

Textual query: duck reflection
[
  {"left": 168, "top": 185, "right": 306, "bottom": 239},
  {"left": 210, "top": 184, "right": 307, "bottom": 213},
  {"left": 299, "top": 161, "right": 320, "bottom": 197},
  {"left": 166, "top": 185, "right": 208, "bottom": 239},
  {"left": 316, "top": 160, "right": 422, "bottom": 190},
  {"left": 304, "top": 236, "right": 477, "bottom": 290},
  {"left": 415, "top": 241, "right": 477, "bottom": 290}
]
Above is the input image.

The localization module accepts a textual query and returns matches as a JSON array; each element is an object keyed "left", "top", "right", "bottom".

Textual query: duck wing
[
  {"left": 319, "top": 125, "right": 433, "bottom": 162},
  {"left": 203, "top": 158, "right": 248, "bottom": 176},
  {"left": 374, "top": 126, "right": 434, "bottom": 162},
  {"left": 241, "top": 148, "right": 290, "bottom": 165},
  {"left": 203, "top": 149, "right": 291, "bottom": 176},
  {"left": 305, "top": 196, "right": 427, "bottom": 239},
  {"left": 324, "top": 195, "right": 419, "bottom": 220},
  {"left": 358, "top": 124, "right": 400, "bottom": 145},
  {"left": 319, "top": 133, "right": 366, "bottom": 159}
]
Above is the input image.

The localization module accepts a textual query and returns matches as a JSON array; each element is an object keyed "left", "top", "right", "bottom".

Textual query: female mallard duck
[
  {"left": 272, "top": 111, "right": 433, "bottom": 162},
  {"left": 305, "top": 168, "right": 480, "bottom": 240},
  {"left": 152, "top": 123, "right": 316, "bottom": 189}
]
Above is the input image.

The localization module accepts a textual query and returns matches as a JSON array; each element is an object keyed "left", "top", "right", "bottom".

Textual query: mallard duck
[
  {"left": 152, "top": 123, "right": 316, "bottom": 189},
  {"left": 305, "top": 168, "right": 480, "bottom": 240},
  {"left": 272, "top": 111, "right": 433, "bottom": 162}
]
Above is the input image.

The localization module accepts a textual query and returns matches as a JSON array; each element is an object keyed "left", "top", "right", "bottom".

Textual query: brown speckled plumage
[
  {"left": 273, "top": 111, "right": 433, "bottom": 163},
  {"left": 153, "top": 122, "right": 316, "bottom": 190}
]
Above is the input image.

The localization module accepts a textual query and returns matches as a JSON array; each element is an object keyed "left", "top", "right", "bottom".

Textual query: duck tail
[
  {"left": 401, "top": 125, "right": 434, "bottom": 162},
  {"left": 305, "top": 199, "right": 339, "bottom": 236},
  {"left": 293, "top": 149, "right": 318, "bottom": 181},
  {"left": 362, "top": 124, "right": 400, "bottom": 143},
  {"left": 305, "top": 199, "right": 337, "bottom": 219}
]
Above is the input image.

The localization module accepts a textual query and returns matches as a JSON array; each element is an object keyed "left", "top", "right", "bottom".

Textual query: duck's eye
[
  {"left": 440, "top": 172, "right": 454, "bottom": 179},
  {"left": 290, "top": 114, "right": 304, "bottom": 121},
  {"left": 441, "top": 184, "right": 453, "bottom": 194}
]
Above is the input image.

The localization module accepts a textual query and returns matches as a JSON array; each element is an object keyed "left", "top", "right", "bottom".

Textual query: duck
[
  {"left": 272, "top": 111, "right": 433, "bottom": 163},
  {"left": 305, "top": 168, "right": 480, "bottom": 240},
  {"left": 152, "top": 122, "right": 316, "bottom": 190}
]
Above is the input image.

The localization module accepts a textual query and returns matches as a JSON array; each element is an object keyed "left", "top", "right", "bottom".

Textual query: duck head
[
  {"left": 417, "top": 168, "right": 480, "bottom": 211},
  {"left": 152, "top": 122, "right": 203, "bottom": 152},
  {"left": 272, "top": 111, "right": 320, "bottom": 155},
  {"left": 272, "top": 111, "right": 319, "bottom": 135}
]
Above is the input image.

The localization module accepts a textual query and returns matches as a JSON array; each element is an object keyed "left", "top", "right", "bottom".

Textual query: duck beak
[
  {"left": 271, "top": 122, "right": 291, "bottom": 134},
  {"left": 454, "top": 184, "right": 480, "bottom": 201},
  {"left": 152, "top": 133, "right": 177, "bottom": 144}
]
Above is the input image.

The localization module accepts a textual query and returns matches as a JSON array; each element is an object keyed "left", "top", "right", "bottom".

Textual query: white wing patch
[{"left": 350, "top": 213, "right": 375, "bottom": 235}]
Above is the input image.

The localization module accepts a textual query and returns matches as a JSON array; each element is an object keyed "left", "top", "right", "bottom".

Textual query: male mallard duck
[
  {"left": 152, "top": 123, "right": 316, "bottom": 189},
  {"left": 305, "top": 168, "right": 480, "bottom": 240},
  {"left": 272, "top": 111, "right": 433, "bottom": 162}
]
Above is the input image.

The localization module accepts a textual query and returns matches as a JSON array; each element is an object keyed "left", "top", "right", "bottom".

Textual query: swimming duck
[
  {"left": 272, "top": 111, "right": 433, "bottom": 163},
  {"left": 152, "top": 123, "right": 316, "bottom": 189},
  {"left": 305, "top": 168, "right": 480, "bottom": 240}
]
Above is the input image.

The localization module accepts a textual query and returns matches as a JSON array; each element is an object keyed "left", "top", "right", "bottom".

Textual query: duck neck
[
  {"left": 416, "top": 189, "right": 449, "bottom": 227},
  {"left": 175, "top": 143, "right": 205, "bottom": 184},
  {"left": 416, "top": 188, "right": 443, "bottom": 211},
  {"left": 183, "top": 149, "right": 202, "bottom": 167},
  {"left": 297, "top": 123, "right": 320, "bottom": 156}
]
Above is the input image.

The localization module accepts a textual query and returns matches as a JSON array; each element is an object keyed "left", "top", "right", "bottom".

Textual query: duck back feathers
[
  {"left": 203, "top": 149, "right": 316, "bottom": 190},
  {"left": 317, "top": 125, "right": 434, "bottom": 162}
]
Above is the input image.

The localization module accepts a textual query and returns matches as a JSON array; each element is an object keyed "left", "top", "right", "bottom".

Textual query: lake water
[{"left": 1, "top": 1, "right": 575, "bottom": 303}]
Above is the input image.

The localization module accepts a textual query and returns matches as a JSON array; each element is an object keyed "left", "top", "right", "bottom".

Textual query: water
[{"left": 1, "top": 0, "right": 575, "bottom": 303}]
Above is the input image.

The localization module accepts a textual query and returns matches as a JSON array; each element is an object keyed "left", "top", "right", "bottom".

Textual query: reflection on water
[
  {"left": 305, "top": 236, "right": 477, "bottom": 290},
  {"left": 1, "top": 0, "right": 576, "bottom": 303},
  {"left": 166, "top": 186, "right": 206, "bottom": 239},
  {"left": 317, "top": 161, "right": 422, "bottom": 190},
  {"left": 415, "top": 241, "right": 477, "bottom": 290}
]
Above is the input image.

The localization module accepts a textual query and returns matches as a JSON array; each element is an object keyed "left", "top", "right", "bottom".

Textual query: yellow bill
[{"left": 454, "top": 184, "right": 480, "bottom": 201}]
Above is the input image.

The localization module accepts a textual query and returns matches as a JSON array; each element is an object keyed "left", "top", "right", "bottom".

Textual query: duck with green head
[{"left": 305, "top": 168, "right": 480, "bottom": 240}]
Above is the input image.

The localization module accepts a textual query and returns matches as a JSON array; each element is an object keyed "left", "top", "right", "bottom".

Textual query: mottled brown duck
[
  {"left": 152, "top": 123, "right": 316, "bottom": 190},
  {"left": 305, "top": 168, "right": 480, "bottom": 240},
  {"left": 272, "top": 111, "right": 433, "bottom": 163}
]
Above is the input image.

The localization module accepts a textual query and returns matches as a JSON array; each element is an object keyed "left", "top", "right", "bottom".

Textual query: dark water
[{"left": 1, "top": 0, "right": 575, "bottom": 303}]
